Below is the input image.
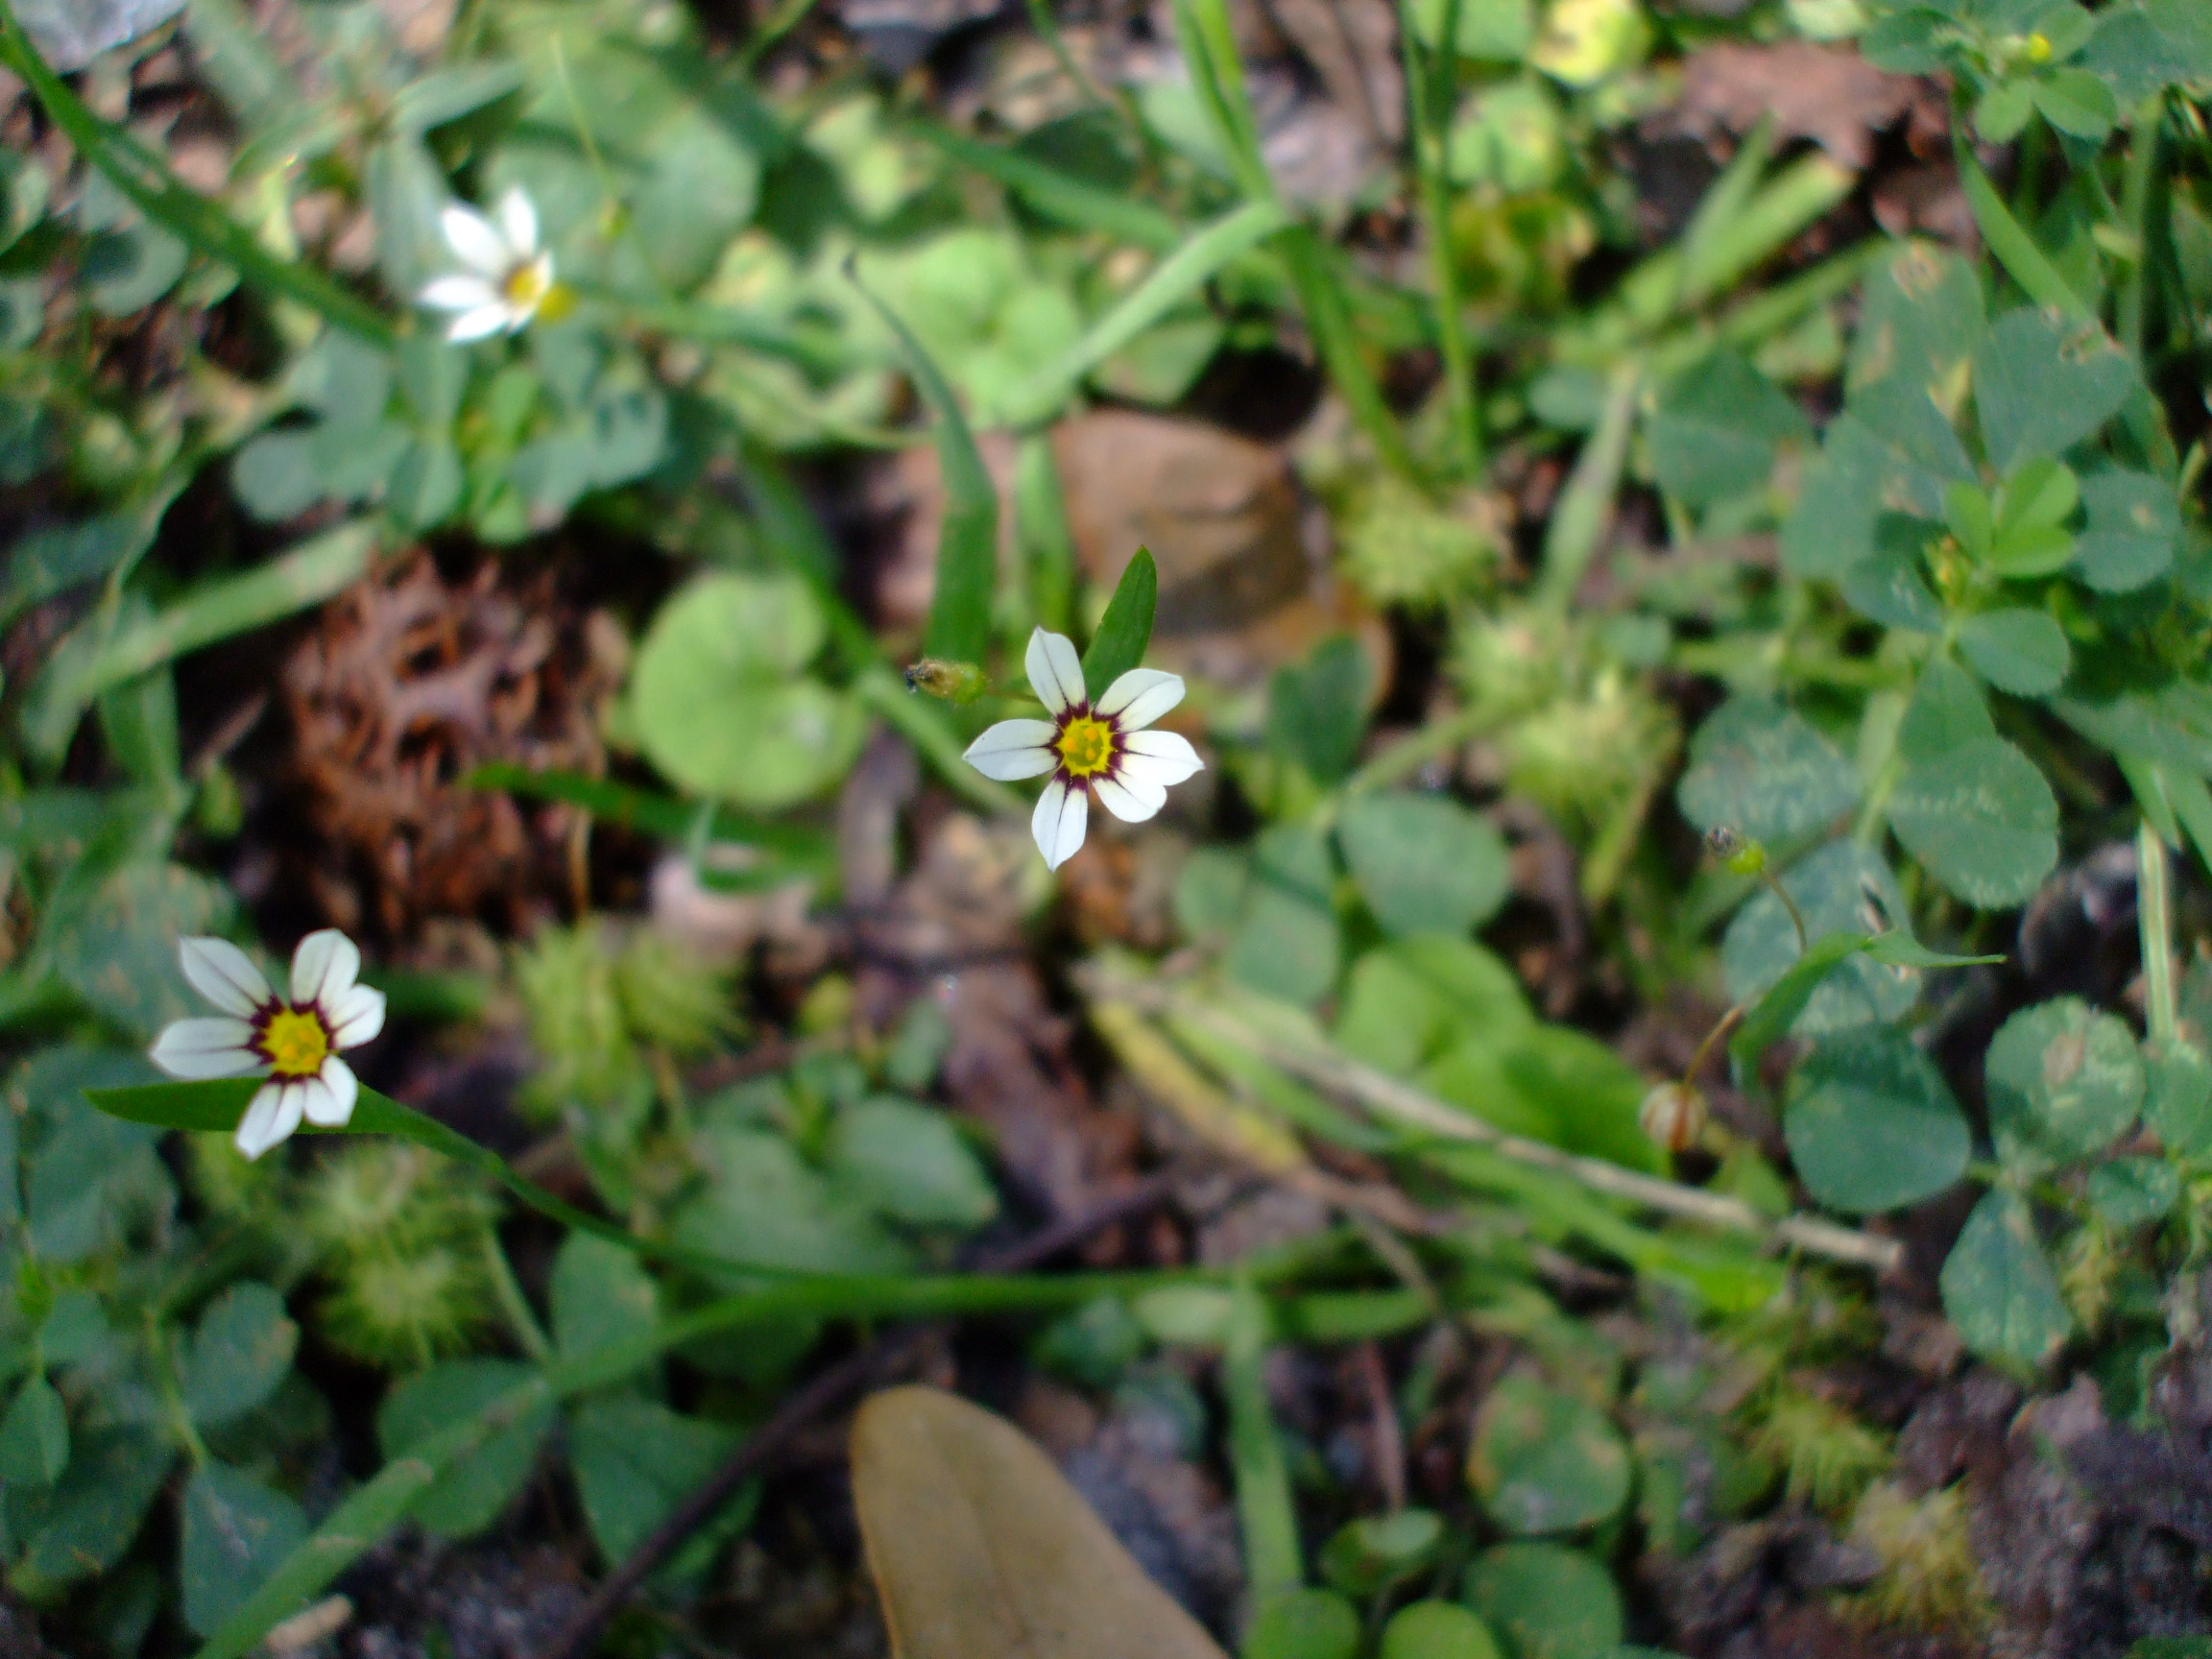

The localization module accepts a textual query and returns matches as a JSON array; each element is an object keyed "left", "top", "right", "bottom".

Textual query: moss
[{"left": 1844, "top": 1480, "right": 1993, "bottom": 1635}]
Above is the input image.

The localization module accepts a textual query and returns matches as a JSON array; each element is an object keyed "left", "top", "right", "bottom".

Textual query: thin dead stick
[
  {"left": 543, "top": 1171, "right": 1184, "bottom": 1659},
  {"left": 1083, "top": 970, "right": 1902, "bottom": 1274}
]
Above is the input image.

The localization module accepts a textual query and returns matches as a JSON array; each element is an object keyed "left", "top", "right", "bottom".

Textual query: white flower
[
  {"left": 964, "top": 628, "right": 1205, "bottom": 872},
  {"left": 150, "top": 931, "right": 388, "bottom": 1161},
  {"left": 418, "top": 188, "right": 558, "bottom": 343}
]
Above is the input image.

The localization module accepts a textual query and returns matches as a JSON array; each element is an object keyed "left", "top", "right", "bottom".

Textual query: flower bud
[
  {"left": 904, "top": 658, "right": 989, "bottom": 704},
  {"left": 1704, "top": 825, "right": 1767, "bottom": 876},
  {"left": 1640, "top": 1081, "right": 1708, "bottom": 1154}
]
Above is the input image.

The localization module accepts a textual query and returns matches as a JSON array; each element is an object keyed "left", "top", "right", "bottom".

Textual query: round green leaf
[
  {"left": 2145, "top": 1038, "right": 2212, "bottom": 1157},
  {"left": 1784, "top": 1025, "right": 1970, "bottom": 1214},
  {"left": 2031, "top": 67, "right": 2118, "bottom": 138},
  {"left": 8, "top": 1427, "right": 173, "bottom": 1596},
  {"left": 1939, "top": 1189, "right": 2072, "bottom": 1368},
  {"left": 180, "top": 1463, "right": 307, "bottom": 1637},
  {"left": 376, "top": 1359, "right": 555, "bottom": 1539},
  {"left": 1461, "top": 1543, "right": 1623, "bottom": 1659},
  {"left": 1646, "top": 350, "right": 1808, "bottom": 509},
  {"left": 670, "top": 1127, "right": 916, "bottom": 1284},
  {"left": 1677, "top": 695, "right": 1861, "bottom": 844},
  {"left": 1957, "top": 609, "right": 2071, "bottom": 697},
  {"left": 1245, "top": 1588, "right": 1361, "bottom": 1659},
  {"left": 48, "top": 861, "right": 234, "bottom": 1043},
  {"left": 550, "top": 1233, "right": 661, "bottom": 1362},
  {"left": 630, "top": 572, "right": 864, "bottom": 810},
  {"left": 1722, "top": 841, "right": 1916, "bottom": 1036},
  {"left": 1469, "top": 1375, "right": 1631, "bottom": 1535},
  {"left": 1985, "top": 998, "right": 2143, "bottom": 1166},
  {"left": 181, "top": 1282, "right": 298, "bottom": 1429},
  {"left": 1339, "top": 793, "right": 1510, "bottom": 938},
  {"left": 1887, "top": 736, "right": 2058, "bottom": 908},
  {"left": 568, "top": 1395, "right": 743, "bottom": 1571},
  {"left": 2074, "top": 470, "right": 2179, "bottom": 592},
  {"left": 2087, "top": 1157, "right": 2179, "bottom": 1229},
  {"left": 1382, "top": 1601, "right": 1503, "bottom": 1659},
  {"left": 1320, "top": 1508, "right": 1445, "bottom": 1596},
  {"left": 1973, "top": 308, "right": 2138, "bottom": 473},
  {"left": 829, "top": 1095, "right": 999, "bottom": 1228}
]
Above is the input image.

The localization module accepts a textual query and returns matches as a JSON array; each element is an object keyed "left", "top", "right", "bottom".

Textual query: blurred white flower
[
  {"left": 418, "top": 188, "right": 559, "bottom": 342},
  {"left": 150, "top": 931, "right": 387, "bottom": 1160},
  {"left": 964, "top": 628, "right": 1204, "bottom": 872}
]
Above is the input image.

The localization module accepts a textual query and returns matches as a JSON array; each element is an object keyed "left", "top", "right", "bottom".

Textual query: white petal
[
  {"left": 291, "top": 929, "right": 361, "bottom": 1006},
  {"left": 440, "top": 203, "right": 510, "bottom": 276},
  {"left": 419, "top": 275, "right": 499, "bottom": 312},
  {"left": 446, "top": 303, "right": 518, "bottom": 344},
  {"left": 179, "top": 937, "right": 271, "bottom": 1017},
  {"left": 494, "top": 186, "right": 539, "bottom": 255},
  {"left": 150, "top": 1018, "right": 263, "bottom": 1079},
  {"left": 1024, "top": 628, "right": 1087, "bottom": 715},
  {"left": 1031, "top": 778, "right": 1089, "bottom": 871},
  {"left": 1121, "top": 728, "right": 1204, "bottom": 785},
  {"left": 1094, "top": 770, "right": 1165, "bottom": 823},
  {"left": 964, "top": 720, "right": 1059, "bottom": 781},
  {"left": 299, "top": 1060, "right": 359, "bottom": 1128},
  {"left": 325, "top": 983, "right": 387, "bottom": 1048},
  {"left": 234, "top": 1081, "right": 303, "bottom": 1161},
  {"left": 1095, "top": 667, "right": 1185, "bottom": 730}
]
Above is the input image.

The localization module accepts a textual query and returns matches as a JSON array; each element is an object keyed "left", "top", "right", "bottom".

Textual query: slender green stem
[
  {"left": 2118, "top": 93, "right": 2166, "bottom": 364},
  {"left": 0, "top": 0, "right": 395, "bottom": 345},
  {"left": 739, "top": 0, "right": 827, "bottom": 70},
  {"left": 854, "top": 669, "right": 1025, "bottom": 818},
  {"left": 1398, "top": 0, "right": 1479, "bottom": 475},
  {"left": 2142, "top": 819, "right": 2179, "bottom": 1046},
  {"left": 147, "top": 1315, "right": 213, "bottom": 1469},
  {"left": 1223, "top": 1277, "right": 1303, "bottom": 1602},
  {"left": 1536, "top": 359, "right": 1639, "bottom": 613},
  {"left": 477, "top": 1216, "right": 553, "bottom": 1364},
  {"left": 1339, "top": 702, "right": 1488, "bottom": 799}
]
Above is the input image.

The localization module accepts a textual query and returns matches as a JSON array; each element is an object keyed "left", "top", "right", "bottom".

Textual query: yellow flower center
[
  {"left": 503, "top": 259, "right": 553, "bottom": 312},
  {"left": 1056, "top": 715, "right": 1116, "bottom": 780},
  {"left": 262, "top": 1008, "right": 332, "bottom": 1079}
]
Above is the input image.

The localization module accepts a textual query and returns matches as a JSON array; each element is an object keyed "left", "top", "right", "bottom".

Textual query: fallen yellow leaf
[{"left": 851, "top": 1385, "right": 1232, "bottom": 1659}]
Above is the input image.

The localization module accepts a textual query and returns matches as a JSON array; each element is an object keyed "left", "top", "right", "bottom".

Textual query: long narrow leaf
[
  {"left": 1954, "top": 132, "right": 2094, "bottom": 323},
  {"left": 24, "top": 519, "right": 379, "bottom": 760},
  {"left": 913, "top": 125, "right": 1182, "bottom": 252},
  {"left": 0, "top": 0, "right": 396, "bottom": 344},
  {"left": 1080, "top": 547, "right": 1158, "bottom": 701},
  {"left": 1004, "top": 202, "right": 1286, "bottom": 427},
  {"left": 845, "top": 265, "right": 998, "bottom": 665}
]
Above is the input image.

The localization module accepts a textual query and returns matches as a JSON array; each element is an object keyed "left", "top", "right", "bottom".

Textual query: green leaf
[
  {"left": 25, "top": 1056, "right": 167, "bottom": 1264},
  {"left": 376, "top": 1359, "right": 554, "bottom": 1539},
  {"left": 2087, "top": 1157, "right": 2178, "bottom": 1229},
  {"left": 1783, "top": 1025, "right": 1970, "bottom": 1214},
  {"left": 1974, "top": 79, "right": 2033, "bottom": 143},
  {"left": 1469, "top": 1375, "right": 1631, "bottom": 1536},
  {"left": 6, "top": 1426, "right": 172, "bottom": 1595},
  {"left": 847, "top": 265, "right": 997, "bottom": 667},
  {"left": 0, "top": 1376, "right": 68, "bottom": 1485},
  {"left": 1728, "top": 931, "right": 1877, "bottom": 1071},
  {"left": 567, "top": 1395, "right": 747, "bottom": 1573},
  {"left": 1985, "top": 997, "right": 2144, "bottom": 1166},
  {"left": 1676, "top": 695, "right": 1861, "bottom": 844},
  {"left": 180, "top": 1283, "right": 297, "bottom": 1429},
  {"left": 1887, "top": 666, "right": 2058, "bottom": 908},
  {"left": 1986, "top": 458, "right": 2080, "bottom": 577},
  {"left": 1081, "top": 547, "right": 1159, "bottom": 702},
  {"left": 2145, "top": 1039, "right": 2212, "bottom": 1157},
  {"left": 1319, "top": 1508, "right": 1445, "bottom": 1597},
  {"left": 48, "top": 860, "right": 234, "bottom": 1043},
  {"left": 1337, "top": 793, "right": 1509, "bottom": 939},
  {"left": 1846, "top": 243, "right": 1985, "bottom": 414},
  {"left": 551, "top": 1234, "right": 661, "bottom": 1363},
  {"left": 1722, "top": 842, "right": 1918, "bottom": 1037},
  {"left": 1646, "top": 350, "right": 1808, "bottom": 509},
  {"left": 1268, "top": 636, "right": 1371, "bottom": 786},
  {"left": 1244, "top": 1589, "right": 1361, "bottom": 1659},
  {"left": 1939, "top": 1189, "right": 2071, "bottom": 1368},
  {"left": 1381, "top": 1602, "right": 1503, "bottom": 1659},
  {"left": 828, "top": 1095, "right": 1000, "bottom": 1229},
  {"left": 1973, "top": 308, "right": 2137, "bottom": 471},
  {"left": 629, "top": 572, "right": 864, "bottom": 811},
  {"left": 2074, "top": 470, "right": 2178, "bottom": 592},
  {"left": 180, "top": 1464, "right": 307, "bottom": 1637},
  {"left": 669, "top": 1127, "right": 916, "bottom": 1286},
  {"left": 1957, "top": 609, "right": 2071, "bottom": 697},
  {"left": 1461, "top": 1543, "right": 1623, "bottom": 1659},
  {"left": 2031, "top": 67, "right": 2117, "bottom": 138},
  {"left": 1944, "top": 483, "right": 1994, "bottom": 562}
]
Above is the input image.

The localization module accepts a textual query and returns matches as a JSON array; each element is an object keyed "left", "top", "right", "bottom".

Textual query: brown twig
[{"left": 542, "top": 1171, "right": 1185, "bottom": 1659}]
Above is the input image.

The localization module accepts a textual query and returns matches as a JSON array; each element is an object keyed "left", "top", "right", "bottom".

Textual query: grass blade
[{"left": 0, "top": 0, "right": 396, "bottom": 345}]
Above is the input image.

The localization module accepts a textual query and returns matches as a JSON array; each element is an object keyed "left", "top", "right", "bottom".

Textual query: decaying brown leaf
[
  {"left": 851, "top": 1386, "right": 1232, "bottom": 1659},
  {"left": 1671, "top": 42, "right": 1940, "bottom": 171}
]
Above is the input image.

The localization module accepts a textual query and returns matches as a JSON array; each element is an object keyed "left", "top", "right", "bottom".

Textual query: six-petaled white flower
[
  {"left": 150, "top": 932, "right": 388, "bottom": 1161},
  {"left": 418, "top": 188, "right": 560, "bottom": 343},
  {"left": 964, "top": 628, "right": 1204, "bottom": 871}
]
